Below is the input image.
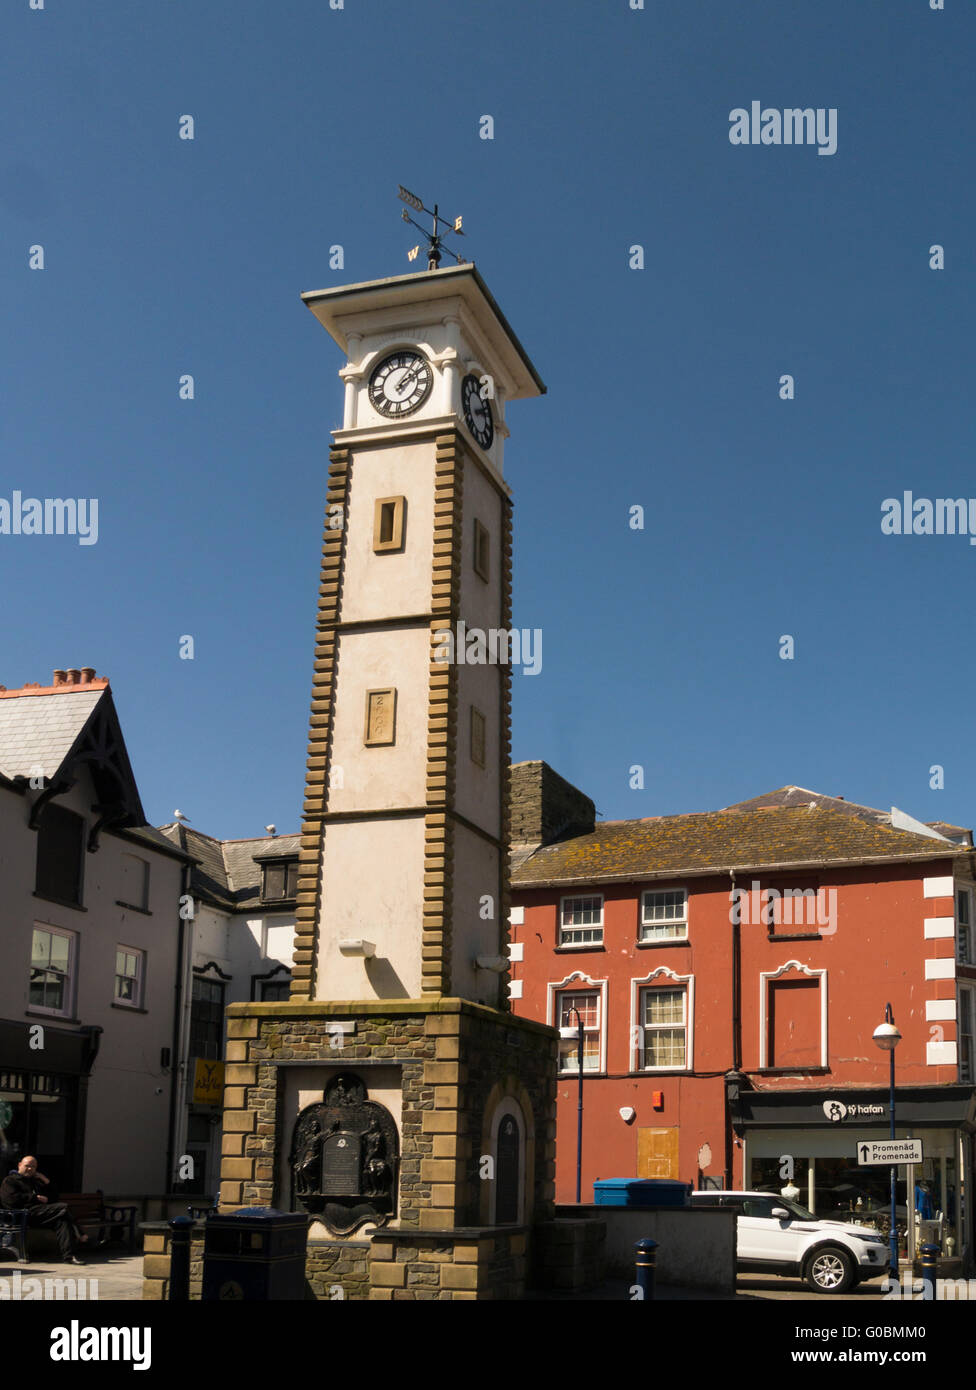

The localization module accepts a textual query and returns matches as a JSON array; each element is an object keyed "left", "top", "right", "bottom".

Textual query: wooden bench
[
  {"left": 1, "top": 1191, "right": 138, "bottom": 1261},
  {"left": 59, "top": 1192, "right": 139, "bottom": 1253}
]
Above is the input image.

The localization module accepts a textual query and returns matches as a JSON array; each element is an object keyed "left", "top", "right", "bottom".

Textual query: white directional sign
[{"left": 856, "top": 1139, "right": 923, "bottom": 1166}]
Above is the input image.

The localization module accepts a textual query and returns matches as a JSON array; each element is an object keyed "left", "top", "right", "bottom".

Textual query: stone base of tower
[{"left": 213, "top": 997, "right": 557, "bottom": 1300}]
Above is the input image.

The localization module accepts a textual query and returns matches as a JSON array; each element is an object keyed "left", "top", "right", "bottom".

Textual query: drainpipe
[
  {"left": 725, "top": 869, "right": 744, "bottom": 1186},
  {"left": 165, "top": 856, "right": 192, "bottom": 1196}
]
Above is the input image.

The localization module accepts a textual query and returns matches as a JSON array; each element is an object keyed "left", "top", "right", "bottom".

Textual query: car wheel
[{"left": 804, "top": 1245, "right": 856, "bottom": 1294}]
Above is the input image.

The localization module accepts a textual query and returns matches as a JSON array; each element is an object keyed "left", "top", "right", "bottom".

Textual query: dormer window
[{"left": 262, "top": 860, "right": 299, "bottom": 903}]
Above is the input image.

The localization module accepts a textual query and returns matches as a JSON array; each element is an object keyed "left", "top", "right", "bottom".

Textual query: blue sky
[{"left": 2, "top": 0, "right": 973, "bottom": 838}]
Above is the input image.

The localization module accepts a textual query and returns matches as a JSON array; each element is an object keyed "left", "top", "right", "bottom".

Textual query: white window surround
[
  {"left": 956, "top": 886, "right": 973, "bottom": 965},
  {"left": 925, "top": 958, "right": 956, "bottom": 981},
  {"left": 758, "top": 961, "right": 827, "bottom": 1070},
  {"left": 957, "top": 985, "right": 974, "bottom": 1083},
  {"left": 924, "top": 876, "right": 955, "bottom": 898},
  {"left": 114, "top": 945, "right": 146, "bottom": 1008},
  {"left": 547, "top": 971, "right": 608, "bottom": 1073},
  {"left": 28, "top": 924, "right": 77, "bottom": 1018},
  {"left": 629, "top": 966, "right": 695, "bottom": 1072},
  {"left": 924, "top": 917, "right": 955, "bottom": 939},
  {"left": 926, "top": 999, "right": 957, "bottom": 1021},
  {"left": 487, "top": 1098, "right": 527, "bottom": 1225},
  {"left": 558, "top": 893, "right": 604, "bottom": 948},
  {"left": 639, "top": 886, "right": 689, "bottom": 942}
]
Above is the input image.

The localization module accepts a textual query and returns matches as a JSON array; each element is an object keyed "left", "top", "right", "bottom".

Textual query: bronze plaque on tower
[{"left": 289, "top": 1073, "right": 399, "bottom": 1235}]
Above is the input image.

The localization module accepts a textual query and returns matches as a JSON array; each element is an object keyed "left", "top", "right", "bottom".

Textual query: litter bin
[{"left": 201, "top": 1207, "right": 308, "bottom": 1301}]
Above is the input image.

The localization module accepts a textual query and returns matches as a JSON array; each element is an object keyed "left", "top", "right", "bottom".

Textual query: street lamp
[
  {"left": 559, "top": 1011, "right": 585, "bottom": 1203},
  {"left": 873, "top": 1003, "right": 902, "bottom": 1279}
]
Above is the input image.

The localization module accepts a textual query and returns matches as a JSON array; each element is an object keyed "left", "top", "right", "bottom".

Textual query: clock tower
[{"left": 217, "top": 263, "right": 560, "bottom": 1300}]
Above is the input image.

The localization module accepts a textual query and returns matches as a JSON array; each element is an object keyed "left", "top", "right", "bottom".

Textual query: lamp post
[
  {"left": 873, "top": 1003, "right": 902, "bottom": 1280},
  {"left": 559, "top": 1010, "right": 585, "bottom": 1203}
]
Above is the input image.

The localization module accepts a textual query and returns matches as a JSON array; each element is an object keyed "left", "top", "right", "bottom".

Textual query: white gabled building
[
  {"left": 156, "top": 821, "right": 298, "bottom": 1200},
  {"left": 0, "top": 668, "right": 190, "bottom": 1197}
]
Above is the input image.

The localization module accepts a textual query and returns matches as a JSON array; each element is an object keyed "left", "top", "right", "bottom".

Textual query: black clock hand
[{"left": 396, "top": 362, "right": 424, "bottom": 395}]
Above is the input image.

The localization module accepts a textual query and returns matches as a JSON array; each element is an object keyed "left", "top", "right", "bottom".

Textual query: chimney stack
[{"left": 52, "top": 668, "right": 98, "bottom": 688}]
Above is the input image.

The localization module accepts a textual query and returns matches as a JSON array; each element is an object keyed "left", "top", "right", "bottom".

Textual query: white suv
[{"left": 690, "top": 1190, "right": 889, "bottom": 1293}]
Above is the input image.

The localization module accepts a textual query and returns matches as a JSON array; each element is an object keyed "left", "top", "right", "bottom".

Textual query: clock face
[
  {"left": 461, "top": 374, "right": 494, "bottom": 450},
  {"left": 368, "top": 350, "right": 433, "bottom": 418}
]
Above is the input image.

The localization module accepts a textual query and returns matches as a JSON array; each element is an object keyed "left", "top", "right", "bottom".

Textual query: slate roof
[
  {"left": 926, "top": 820, "right": 973, "bottom": 845},
  {"left": 0, "top": 688, "right": 104, "bottom": 781},
  {"left": 512, "top": 804, "right": 969, "bottom": 889},
  {"left": 722, "top": 785, "right": 892, "bottom": 824},
  {"left": 158, "top": 824, "right": 300, "bottom": 910}
]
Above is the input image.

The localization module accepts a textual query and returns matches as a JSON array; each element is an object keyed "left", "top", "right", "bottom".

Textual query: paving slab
[{"left": 0, "top": 1252, "right": 144, "bottom": 1301}]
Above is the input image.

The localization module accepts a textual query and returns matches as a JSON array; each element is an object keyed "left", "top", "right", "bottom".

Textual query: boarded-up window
[
  {"left": 35, "top": 804, "right": 85, "bottom": 906},
  {"left": 637, "top": 1127, "right": 679, "bottom": 1180},
  {"left": 119, "top": 853, "right": 150, "bottom": 910},
  {"left": 768, "top": 978, "right": 820, "bottom": 1068}
]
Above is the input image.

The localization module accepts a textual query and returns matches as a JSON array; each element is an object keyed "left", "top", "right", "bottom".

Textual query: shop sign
[
  {"left": 823, "top": 1099, "right": 885, "bottom": 1123},
  {"left": 192, "top": 1058, "right": 224, "bottom": 1105}
]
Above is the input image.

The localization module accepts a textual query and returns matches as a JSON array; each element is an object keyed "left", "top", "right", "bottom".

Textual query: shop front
[
  {"left": 0, "top": 1018, "right": 101, "bottom": 1192},
  {"left": 732, "top": 1084, "right": 976, "bottom": 1267}
]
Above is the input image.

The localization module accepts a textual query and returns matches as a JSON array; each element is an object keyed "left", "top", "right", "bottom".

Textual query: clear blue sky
[{"left": 2, "top": 0, "right": 973, "bottom": 839}]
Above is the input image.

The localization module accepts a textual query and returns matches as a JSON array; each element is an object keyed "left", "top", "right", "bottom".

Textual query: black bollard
[
  {"left": 169, "top": 1215, "right": 193, "bottom": 1302},
  {"left": 634, "top": 1237, "right": 658, "bottom": 1300},
  {"left": 919, "top": 1242, "right": 939, "bottom": 1302}
]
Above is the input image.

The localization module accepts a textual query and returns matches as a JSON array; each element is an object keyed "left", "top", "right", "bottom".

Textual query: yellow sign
[{"left": 192, "top": 1058, "right": 224, "bottom": 1105}]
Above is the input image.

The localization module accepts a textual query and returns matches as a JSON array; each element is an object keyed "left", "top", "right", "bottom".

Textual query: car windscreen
[{"left": 776, "top": 1197, "right": 816, "bottom": 1221}]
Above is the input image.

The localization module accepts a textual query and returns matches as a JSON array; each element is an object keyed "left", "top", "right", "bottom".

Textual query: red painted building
[{"left": 509, "top": 764, "right": 976, "bottom": 1263}]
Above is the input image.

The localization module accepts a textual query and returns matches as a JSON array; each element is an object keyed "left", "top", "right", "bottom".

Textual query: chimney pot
[
  {"left": 53, "top": 670, "right": 67, "bottom": 686},
  {"left": 67, "top": 669, "right": 80, "bottom": 684},
  {"left": 81, "top": 667, "right": 95, "bottom": 684}
]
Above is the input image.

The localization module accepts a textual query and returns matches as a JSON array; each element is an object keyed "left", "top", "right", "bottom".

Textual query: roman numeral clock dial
[
  {"left": 368, "top": 350, "right": 433, "bottom": 417},
  {"left": 461, "top": 373, "right": 494, "bottom": 450}
]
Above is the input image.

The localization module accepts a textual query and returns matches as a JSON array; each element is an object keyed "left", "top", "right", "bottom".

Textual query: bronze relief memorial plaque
[{"left": 289, "top": 1072, "right": 398, "bottom": 1235}]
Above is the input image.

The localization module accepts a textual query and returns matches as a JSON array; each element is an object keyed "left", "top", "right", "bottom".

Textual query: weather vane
[{"left": 397, "top": 185, "right": 467, "bottom": 271}]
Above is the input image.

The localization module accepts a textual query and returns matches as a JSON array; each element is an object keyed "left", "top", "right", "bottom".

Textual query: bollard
[
  {"left": 634, "top": 1237, "right": 658, "bottom": 1300},
  {"left": 919, "top": 1242, "right": 939, "bottom": 1302},
  {"left": 169, "top": 1216, "right": 193, "bottom": 1302}
]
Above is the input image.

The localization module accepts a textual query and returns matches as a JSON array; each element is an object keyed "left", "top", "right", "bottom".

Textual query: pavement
[
  {"left": 0, "top": 1255, "right": 960, "bottom": 1302},
  {"left": 0, "top": 1250, "right": 145, "bottom": 1300}
]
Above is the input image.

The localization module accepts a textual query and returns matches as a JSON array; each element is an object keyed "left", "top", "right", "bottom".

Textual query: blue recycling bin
[
  {"left": 593, "top": 1179, "right": 691, "bottom": 1207},
  {"left": 201, "top": 1207, "right": 308, "bottom": 1301}
]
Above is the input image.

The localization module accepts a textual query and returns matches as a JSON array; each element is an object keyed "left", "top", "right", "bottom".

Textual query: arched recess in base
[{"left": 479, "top": 1078, "right": 536, "bottom": 1227}]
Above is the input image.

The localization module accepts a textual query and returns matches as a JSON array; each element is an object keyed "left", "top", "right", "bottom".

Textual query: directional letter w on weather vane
[{"left": 397, "top": 185, "right": 467, "bottom": 271}]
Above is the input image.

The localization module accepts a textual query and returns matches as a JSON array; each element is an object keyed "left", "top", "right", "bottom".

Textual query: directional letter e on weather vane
[{"left": 398, "top": 185, "right": 466, "bottom": 271}]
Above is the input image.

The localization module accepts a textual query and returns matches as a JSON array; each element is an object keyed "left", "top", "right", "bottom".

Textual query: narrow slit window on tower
[
  {"left": 473, "top": 519, "right": 490, "bottom": 581},
  {"left": 470, "top": 707, "right": 486, "bottom": 767},
  {"left": 373, "top": 496, "right": 406, "bottom": 553}
]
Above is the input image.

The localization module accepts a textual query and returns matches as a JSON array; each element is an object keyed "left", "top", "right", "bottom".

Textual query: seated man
[{"left": 0, "top": 1155, "right": 88, "bottom": 1264}]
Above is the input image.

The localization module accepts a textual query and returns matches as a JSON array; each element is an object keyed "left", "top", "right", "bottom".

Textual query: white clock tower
[
  {"left": 293, "top": 264, "right": 545, "bottom": 1007},
  {"left": 216, "top": 261, "right": 559, "bottom": 1301}
]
